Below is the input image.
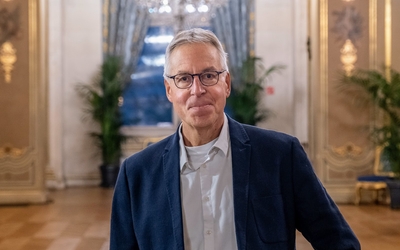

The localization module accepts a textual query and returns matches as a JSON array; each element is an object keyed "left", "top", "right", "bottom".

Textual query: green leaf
[
  {"left": 228, "top": 56, "right": 285, "bottom": 125},
  {"left": 76, "top": 55, "right": 127, "bottom": 165},
  {"left": 340, "top": 66, "right": 400, "bottom": 177}
]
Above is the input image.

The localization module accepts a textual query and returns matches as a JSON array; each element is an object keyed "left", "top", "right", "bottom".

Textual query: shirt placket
[{"left": 199, "top": 150, "right": 216, "bottom": 250}]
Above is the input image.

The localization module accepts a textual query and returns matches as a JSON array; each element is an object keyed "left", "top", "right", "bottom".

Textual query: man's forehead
[
  {"left": 169, "top": 44, "right": 221, "bottom": 67},
  {"left": 170, "top": 42, "right": 215, "bottom": 52}
]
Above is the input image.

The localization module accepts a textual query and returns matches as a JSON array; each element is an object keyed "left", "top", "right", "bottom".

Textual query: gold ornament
[{"left": 0, "top": 41, "right": 17, "bottom": 83}]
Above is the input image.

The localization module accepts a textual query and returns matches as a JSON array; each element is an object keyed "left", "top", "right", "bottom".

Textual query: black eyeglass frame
[{"left": 165, "top": 70, "right": 226, "bottom": 89}]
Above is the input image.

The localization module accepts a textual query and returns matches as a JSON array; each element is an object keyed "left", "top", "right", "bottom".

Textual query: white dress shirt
[{"left": 179, "top": 115, "right": 238, "bottom": 250}]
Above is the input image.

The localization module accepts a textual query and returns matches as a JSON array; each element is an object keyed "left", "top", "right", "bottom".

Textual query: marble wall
[
  {"left": 47, "top": 0, "right": 102, "bottom": 188},
  {"left": 255, "top": 0, "right": 309, "bottom": 145}
]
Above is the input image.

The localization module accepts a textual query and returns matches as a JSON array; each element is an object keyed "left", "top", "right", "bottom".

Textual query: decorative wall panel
[
  {"left": 326, "top": 0, "right": 372, "bottom": 181},
  {"left": 310, "top": 0, "right": 397, "bottom": 202},
  {"left": 0, "top": 0, "right": 47, "bottom": 204}
]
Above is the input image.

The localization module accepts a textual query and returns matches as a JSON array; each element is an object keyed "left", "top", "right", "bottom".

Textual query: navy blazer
[{"left": 110, "top": 117, "right": 360, "bottom": 250}]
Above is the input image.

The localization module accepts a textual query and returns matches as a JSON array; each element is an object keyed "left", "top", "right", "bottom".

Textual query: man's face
[{"left": 164, "top": 43, "right": 231, "bottom": 134}]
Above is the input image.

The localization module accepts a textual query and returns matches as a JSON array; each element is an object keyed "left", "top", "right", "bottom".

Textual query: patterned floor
[
  {"left": 0, "top": 188, "right": 111, "bottom": 250},
  {"left": 0, "top": 187, "right": 399, "bottom": 250}
]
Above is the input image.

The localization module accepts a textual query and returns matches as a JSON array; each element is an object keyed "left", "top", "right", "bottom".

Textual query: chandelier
[{"left": 136, "top": 0, "right": 229, "bottom": 31}]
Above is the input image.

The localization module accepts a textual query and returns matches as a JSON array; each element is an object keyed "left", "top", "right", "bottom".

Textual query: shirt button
[
  {"left": 206, "top": 230, "right": 212, "bottom": 235},
  {"left": 205, "top": 196, "right": 210, "bottom": 202}
]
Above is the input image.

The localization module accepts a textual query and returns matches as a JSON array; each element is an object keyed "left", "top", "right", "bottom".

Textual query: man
[{"left": 110, "top": 28, "right": 360, "bottom": 250}]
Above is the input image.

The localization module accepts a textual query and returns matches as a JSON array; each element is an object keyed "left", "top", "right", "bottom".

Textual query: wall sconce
[
  {"left": 340, "top": 39, "right": 357, "bottom": 76},
  {"left": 0, "top": 41, "right": 17, "bottom": 83}
]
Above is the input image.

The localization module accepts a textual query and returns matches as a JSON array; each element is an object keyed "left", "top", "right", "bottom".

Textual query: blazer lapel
[
  {"left": 162, "top": 132, "right": 185, "bottom": 250},
  {"left": 228, "top": 117, "right": 251, "bottom": 250}
]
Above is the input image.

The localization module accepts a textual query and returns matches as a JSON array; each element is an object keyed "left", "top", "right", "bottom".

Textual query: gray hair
[{"left": 163, "top": 28, "right": 228, "bottom": 77}]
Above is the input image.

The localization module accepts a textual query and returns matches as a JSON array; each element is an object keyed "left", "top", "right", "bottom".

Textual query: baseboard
[
  {"left": 45, "top": 167, "right": 66, "bottom": 189},
  {"left": 0, "top": 189, "right": 48, "bottom": 205},
  {"left": 64, "top": 174, "right": 101, "bottom": 187},
  {"left": 326, "top": 186, "right": 356, "bottom": 204}
]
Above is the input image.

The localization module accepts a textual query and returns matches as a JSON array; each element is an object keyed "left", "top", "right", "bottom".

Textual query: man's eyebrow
[
  {"left": 175, "top": 67, "right": 219, "bottom": 75},
  {"left": 202, "top": 67, "right": 220, "bottom": 72}
]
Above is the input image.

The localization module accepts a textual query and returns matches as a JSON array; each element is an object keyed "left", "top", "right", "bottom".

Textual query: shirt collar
[
  {"left": 213, "top": 114, "right": 229, "bottom": 156},
  {"left": 179, "top": 114, "right": 230, "bottom": 173}
]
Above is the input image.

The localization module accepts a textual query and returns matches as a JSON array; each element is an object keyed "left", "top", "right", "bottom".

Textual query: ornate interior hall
[{"left": 2, "top": 0, "right": 400, "bottom": 249}]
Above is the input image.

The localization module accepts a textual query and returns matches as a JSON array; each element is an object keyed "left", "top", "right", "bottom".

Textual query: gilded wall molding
[
  {"left": 385, "top": 0, "right": 391, "bottom": 79},
  {"left": 319, "top": 0, "right": 328, "bottom": 148},
  {"left": 0, "top": 144, "right": 27, "bottom": 158},
  {"left": 324, "top": 144, "right": 374, "bottom": 185},
  {"left": 369, "top": 0, "right": 377, "bottom": 69},
  {"left": 317, "top": 1, "right": 375, "bottom": 185},
  {"left": 0, "top": 0, "right": 47, "bottom": 204},
  {"left": 309, "top": 0, "right": 388, "bottom": 203},
  {"left": 327, "top": 144, "right": 374, "bottom": 168},
  {"left": 331, "top": 142, "right": 363, "bottom": 157},
  {"left": 0, "top": 150, "right": 35, "bottom": 174}
]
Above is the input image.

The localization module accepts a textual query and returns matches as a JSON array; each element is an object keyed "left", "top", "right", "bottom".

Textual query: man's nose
[{"left": 190, "top": 76, "right": 206, "bottom": 95}]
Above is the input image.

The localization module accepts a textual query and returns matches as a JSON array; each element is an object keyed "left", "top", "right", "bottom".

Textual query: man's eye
[
  {"left": 203, "top": 72, "right": 217, "bottom": 79},
  {"left": 177, "top": 75, "right": 190, "bottom": 82}
]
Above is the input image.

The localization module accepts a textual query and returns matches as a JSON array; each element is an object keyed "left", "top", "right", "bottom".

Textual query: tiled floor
[
  {"left": 0, "top": 187, "right": 399, "bottom": 250},
  {"left": 0, "top": 188, "right": 112, "bottom": 250}
]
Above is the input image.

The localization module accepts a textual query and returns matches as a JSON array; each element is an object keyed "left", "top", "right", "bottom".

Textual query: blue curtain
[
  {"left": 102, "top": 0, "right": 150, "bottom": 80},
  {"left": 211, "top": 0, "right": 254, "bottom": 87}
]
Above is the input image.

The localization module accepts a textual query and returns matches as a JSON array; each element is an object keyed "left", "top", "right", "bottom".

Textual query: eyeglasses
[{"left": 165, "top": 70, "right": 226, "bottom": 89}]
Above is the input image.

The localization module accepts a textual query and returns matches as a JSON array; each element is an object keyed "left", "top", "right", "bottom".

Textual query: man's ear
[
  {"left": 225, "top": 72, "right": 231, "bottom": 97},
  {"left": 164, "top": 79, "right": 172, "bottom": 102}
]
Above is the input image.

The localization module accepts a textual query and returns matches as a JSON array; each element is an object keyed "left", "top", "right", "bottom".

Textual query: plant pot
[
  {"left": 386, "top": 180, "right": 400, "bottom": 209},
  {"left": 100, "top": 164, "right": 120, "bottom": 188}
]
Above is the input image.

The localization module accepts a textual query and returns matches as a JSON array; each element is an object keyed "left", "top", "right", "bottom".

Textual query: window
[{"left": 121, "top": 26, "right": 175, "bottom": 127}]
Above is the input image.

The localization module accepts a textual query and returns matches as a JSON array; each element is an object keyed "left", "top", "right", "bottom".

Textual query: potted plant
[
  {"left": 228, "top": 56, "right": 284, "bottom": 125},
  {"left": 76, "top": 56, "right": 126, "bottom": 188},
  {"left": 342, "top": 67, "right": 400, "bottom": 208}
]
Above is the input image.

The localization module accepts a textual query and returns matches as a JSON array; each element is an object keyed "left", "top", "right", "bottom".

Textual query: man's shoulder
[
  {"left": 243, "top": 124, "right": 294, "bottom": 140},
  {"left": 243, "top": 124, "right": 297, "bottom": 149},
  {"left": 228, "top": 117, "right": 296, "bottom": 145}
]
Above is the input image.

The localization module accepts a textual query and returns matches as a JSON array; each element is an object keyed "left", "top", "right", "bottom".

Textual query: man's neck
[{"left": 181, "top": 121, "right": 224, "bottom": 147}]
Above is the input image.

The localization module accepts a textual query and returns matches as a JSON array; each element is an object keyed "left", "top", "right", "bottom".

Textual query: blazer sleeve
[
  {"left": 291, "top": 138, "right": 361, "bottom": 250},
  {"left": 110, "top": 160, "right": 139, "bottom": 250}
]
